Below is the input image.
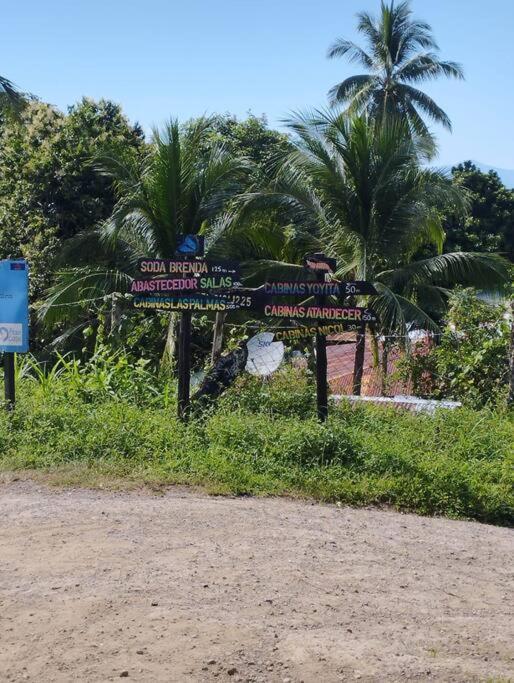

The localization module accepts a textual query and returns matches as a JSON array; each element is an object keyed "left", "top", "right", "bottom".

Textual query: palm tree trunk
[
  {"left": 211, "top": 312, "right": 227, "bottom": 364},
  {"left": 162, "top": 312, "right": 179, "bottom": 371},
  {"left": 508, "top": 301, "right": 514, "bottom": 406},
  {"left": 381, "top": 339, "right": 389, "bottom": 396},
  {"left": 352, "top": 326, "right": 366, "bottom": 396}
]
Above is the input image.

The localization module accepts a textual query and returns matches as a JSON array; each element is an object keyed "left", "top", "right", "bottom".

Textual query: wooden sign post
[
  {"left": 3, "top": 352, "right": 15, "bottom": 409},
  {"left": 177, "top": 310, "right": 192, "bottom": 420},
  {"left": 304, "top": 253, "right": 336, "bottom": 422},
  {"left": 315, "top": 269, "right": 329, "bottom": 422}
]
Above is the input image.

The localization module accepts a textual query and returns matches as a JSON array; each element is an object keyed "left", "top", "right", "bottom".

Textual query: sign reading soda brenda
[
  {"left": 263, "top": 303, "right": 377, "bottom": 322},
  {"left": 138, "top": 258, "right": 239, "bottom": 278}
]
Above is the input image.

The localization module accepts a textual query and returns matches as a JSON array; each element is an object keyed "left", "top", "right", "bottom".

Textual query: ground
[{"left": 0, "top": 480, "right": 512, "bottom": 683}]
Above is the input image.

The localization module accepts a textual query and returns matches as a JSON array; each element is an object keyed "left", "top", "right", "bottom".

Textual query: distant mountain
[{"left": 466, "top": 161, "right": 514, "bottom": 188}]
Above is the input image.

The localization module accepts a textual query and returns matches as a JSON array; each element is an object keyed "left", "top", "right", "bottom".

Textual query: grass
[{"left": 0, "top": 368, "right": 513, "bottom": 526}]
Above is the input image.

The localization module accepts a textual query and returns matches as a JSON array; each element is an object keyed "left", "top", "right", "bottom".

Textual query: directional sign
[
  {"left": 132, "top": 290, "right": 266, "bottom": 312},
  {"left": 131, "top": 273, "right": 239, "bottom": 295},
  {"left": 263, "top": 280, "right": 377, "bottom": 297},
  {"left": 138, "top": 258, "right": 239, "bottom": 278},
  {"left": 0, "top": 259, "right": 29, "bottom": 353},
  {"left": 274, "top": 321, "right": 364, "bottom": 341},
  {"left": 263, "top": 303, "right": 377, "bottom": 323}
]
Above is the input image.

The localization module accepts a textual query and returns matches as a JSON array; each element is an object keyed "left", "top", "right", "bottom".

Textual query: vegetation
[
  {"left": 444, "top": 162, "right": 514, "bottom": 259},
  {"left": 245, "top": 112, "right": 509, "bottom": 333},
  {"left": 0, "top": 1, "right": 512, "bottom": 522},
  {"left": 327, "top": 0, "right": 464, "bottom": 138},
  {"left": 397, "top": 290, "right": 511, "bottom": 408},
  {"left": 0, "top": 366, "right": 512, "bottom": 525}
]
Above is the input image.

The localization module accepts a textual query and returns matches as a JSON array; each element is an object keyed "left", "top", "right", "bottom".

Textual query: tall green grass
[{"left": 1, "top": 366, "right": 512, "bottom": 525}]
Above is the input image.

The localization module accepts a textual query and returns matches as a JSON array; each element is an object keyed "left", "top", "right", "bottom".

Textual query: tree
[
  {"left": 327, "top": 1, "right": 463, "bottom": 138},
  {"left": 241, "top": 112, "right": 509, "bottom": 390},
  {"left": 0, "top": 74, "right": 24, "bottom": 113},
  {"left": 206, "top": 113, "right": 292, "bottom": 168},
  {"left": 0, "top": 98, "right": 144, "bottom": 298},
  {"left": 444, "top": 162, "right": 514, "bottom": 260},
  {"left": 40, "top": 118, "right": 252, "bottom": 363}
]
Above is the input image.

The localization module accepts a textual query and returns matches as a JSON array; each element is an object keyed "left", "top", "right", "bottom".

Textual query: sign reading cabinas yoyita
[
  {"left": 138, "top": 258, "right": 239, "bottom": 278},
  {"left": 263, "top": 280, "right": 377, "bottom": 297},
  {"left": 263, "top": 304, "right": 377, "bottom": 322}
]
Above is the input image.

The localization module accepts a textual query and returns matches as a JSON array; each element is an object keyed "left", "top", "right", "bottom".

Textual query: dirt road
[{"left": 0, "top": 480, "right": 512, "bottom": 682}]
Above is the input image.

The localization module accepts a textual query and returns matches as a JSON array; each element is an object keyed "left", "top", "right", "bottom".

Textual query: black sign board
[
  {"left": 262, "top": 303, "right": 377, "bottom": 323},
  {"left": 274, "top": 321, "right": 364, "bottom": 341},
  {"left": 131, "top": 273, "right": 239, "bottom": 295},
  {"left": 138, "top": 258, "right": 240, "bottom": 278},
  {"left": 263, "top": 280, "right": 377, "bottom": 297},
  {"left": 132, "top": 290, "right": 266, "bottom": 313}
]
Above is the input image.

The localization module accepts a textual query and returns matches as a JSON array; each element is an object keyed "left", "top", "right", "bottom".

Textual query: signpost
[
  {"left": 132, "top": 247, "right": 377, "bottom": 421},
  {"left": 0, "top": 259, "right": 29, "bottom": 409}
]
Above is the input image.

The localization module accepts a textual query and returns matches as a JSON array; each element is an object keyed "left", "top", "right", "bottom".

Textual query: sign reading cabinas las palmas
[
  {"left": 263, "top": 304, "right": 377, "bottom": 322},
  {"left": 133, "top": 291, "right": 263, "bottom": 312}
]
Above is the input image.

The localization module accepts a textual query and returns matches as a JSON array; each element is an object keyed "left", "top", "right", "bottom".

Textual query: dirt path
[{"left": 0, "top": 481, "right": 512, "bottom": 682}]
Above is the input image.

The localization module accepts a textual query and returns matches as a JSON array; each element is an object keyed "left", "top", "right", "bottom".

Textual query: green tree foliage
[
  {"left": 242, "top": 111, "right": 509, "bottom": 333},
  {"left": 397, "top": 290, "right": 511, "bottom": 407},
  {"left": 0, "top": 98, "right": 144, "bottom": 296},
  {"left": 444, "top": 162, "right": 514, "bottom": 260},
  {"left": 327, "top": 1, "right": 463, "bottom": 139},
  {"left": 206, "top": 113, "right": 292, "bottom": 168}
]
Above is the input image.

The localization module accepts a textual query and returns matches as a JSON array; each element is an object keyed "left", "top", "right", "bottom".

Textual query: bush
[
  {"left": 1, "top": 375, "right": 512, "bottom": 526},
  {"left": 397, "top": 290, "right": 511, "bottom": 408}
]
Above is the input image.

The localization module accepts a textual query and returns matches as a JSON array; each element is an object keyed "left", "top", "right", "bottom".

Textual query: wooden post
[
  {"left": 177, "top": 311, "right": 192, "bottom": 420},
  {"left": 211, "top": 311, "right": 227, "bottom": 365},
  {"left": 508, "top": 300, "right": 514, "bottom": 407},
  {"left": 352, "top": 325, "right": 366, "bottom": 396},
  {"left": 4, "top": 353, "right": 15, "bottom": 409},
  {"left": 315, "top": 270, "right": 328, "bottom": 422}
]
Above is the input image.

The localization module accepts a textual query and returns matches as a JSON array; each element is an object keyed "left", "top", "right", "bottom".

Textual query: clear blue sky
[{"left": 3, "top": 0, "right": 514, "bottom": 169}]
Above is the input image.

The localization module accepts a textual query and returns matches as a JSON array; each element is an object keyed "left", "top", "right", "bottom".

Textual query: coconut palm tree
[
  {"left": 40, "top": 117, "right": 252, "bottom": 363},
  {"left": 327, "top": 1, "right": 464, "bottom": 137},
  {"left": 240, "top": 111, "right": 510, "bottom": 391},
  {"left": 0, "top": 75, "right": 24, "bottom": 111}
]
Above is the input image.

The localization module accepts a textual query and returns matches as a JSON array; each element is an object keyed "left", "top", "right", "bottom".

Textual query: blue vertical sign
[{"left": 0, "top": 259, "right": 29, "bottom": 353}]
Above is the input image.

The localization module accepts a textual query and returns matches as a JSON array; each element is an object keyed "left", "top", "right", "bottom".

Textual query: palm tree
[
  {"left": 241, "top": 111, "right": 510, "bottom": 391},
  {"left": 40, "top": 117, "right": 252, "bottom": 364},
  {"left": 327, "top": 1, "right": 464, "bottom": 137},
  {"left": 0, "top": 75, "right": 24, "bottom": 111}
]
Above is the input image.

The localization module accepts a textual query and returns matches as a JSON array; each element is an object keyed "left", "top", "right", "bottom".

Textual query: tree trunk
[
  {"left": 110, "top": 294, "right": 122, "bottom": 337},
  {"left": 508, "top": 301, "right": 514, "bottom": 406},
  {"left": 380, "top": 339, "right": 389, "bottom": 397},
  {"left": 161, "top": 312, "right": 179, "bottom": 371},
  {"left": 352, "top": 326, "right": 366, "bottom": 396},
  {"left": 211, "top": 312, "right": 227, "bottom": 365}
]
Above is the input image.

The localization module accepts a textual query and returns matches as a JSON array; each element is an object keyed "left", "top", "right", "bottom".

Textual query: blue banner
[{"left": 0, "top": 259, "right": 29, "bottom": 353}]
